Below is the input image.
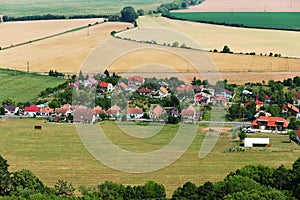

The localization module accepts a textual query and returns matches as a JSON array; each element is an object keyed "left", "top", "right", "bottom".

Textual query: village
[{"left": 2, "top": 71, "right": 300, "bottom": 146}]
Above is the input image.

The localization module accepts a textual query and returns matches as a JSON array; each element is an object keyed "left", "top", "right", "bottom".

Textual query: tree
[
  {"left": 137, "top": 9, "right": 145, "bottom": 16},
  {"left": 172, "top": 181, "right": 198, "bottom": 200},
  {"left": 0, "top": 155, "right": 10, "bottom": 196},
  {"left": 10, "top": 169, "right": 46, "bottom": 197},
  {"left": 238, "top": 128, "right": 247, "bottom": 142},
  {"left": 142, "top": 180, "right": 166, "bottom": 199},
  {"left": 222, "top": 45, "right": 231, "bottom": 53},
  {"left": 2, "top": 99, "right": 15, "bottom": 107},
  {"left": 172, "top": 41, "right": 179, "bottom": 47},
  {"left": 120, "top": 6, "right": 138, "bottom": 22},
  {"left": 54, "top": 180, "right": 75, "bottom": 197}
]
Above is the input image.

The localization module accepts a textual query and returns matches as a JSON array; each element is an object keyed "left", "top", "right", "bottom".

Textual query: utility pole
[{"left": 27, "top": 61, "right": 29, "bottom": 72}]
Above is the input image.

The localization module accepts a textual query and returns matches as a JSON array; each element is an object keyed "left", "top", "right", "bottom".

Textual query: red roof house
[
  {"left": 251, "top": 116, "right": 289, "bottom": 133},
  {"left": 296, "top": 129, "right": 300, "bottom": 142},
  {"left": 24, "top": 105, "right": 41, "bottom": 117},
  {"left": 182, "top": 105, "right": 196, "bottom": 119},
  {"left": 281, "top": 103, "right": 299, "bottom": 116},
  {"left": 127, "top": 106, "right": 144, "bottom": 119}
]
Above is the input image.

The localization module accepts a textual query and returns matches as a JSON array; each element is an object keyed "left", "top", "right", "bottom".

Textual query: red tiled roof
[
  {"left": 256, "top": 100, "right": 264, "bottom": 105},
  {"left": 73, "top": 106, "right": 94, "bottom": 122},
  {"left": 106, "top": 105, "right": 120, "bottom": 115},
  {"left": 282, "top": 103, "right": 299, "bottom": 113},
  {"left": 118, "top": 82, "right": 127, "bottom": 90},
  {"left": 41, "top": 107, "right": 54, "bottom": 113},
  {"left": 251, "top": 116, "right": 289, "bottom": 128},
  {"left": 215, "top": 96, "right": 228, "bottom": 102},
  {"left": 94, "top": 106, "right": 105, "bottom": 114},
  {"left": 99, "top": 81, "right": 109, "bottom": 88},
  {"left": 182, "top": 106, "right": 195, "bottom": 117},
  {"left": 24, "top": 105, "right": 40, "bottom": 113},
  {"left": 297, "top": 91, "right": 300, "bottom": 100},
  {"left": 152, "top": 105, "right": 163, "bottom": 116},
  {"left": 128, "top": 76, "right": 144, "bottom": 83},
  {"left": 297, "top": 129, "right": 300, "bottom": 139},
  {"left": 127, "top": 106, "right": 143, "bottom": 114},
  {"left": 138, "top": 87, "right": 153, "bottom": 94}
]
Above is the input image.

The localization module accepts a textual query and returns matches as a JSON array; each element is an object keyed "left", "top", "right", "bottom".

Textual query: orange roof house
[
  {"left": 281, "top": 103, "right": 299, "bottom": 116},
  {"left": 251, "top": 116, "right": 289, "bottom": 133}
]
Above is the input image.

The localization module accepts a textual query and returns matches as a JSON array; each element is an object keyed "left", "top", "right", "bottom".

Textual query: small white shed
[{"left": 244, "top": 138, "right": 269, "bottom": 147}]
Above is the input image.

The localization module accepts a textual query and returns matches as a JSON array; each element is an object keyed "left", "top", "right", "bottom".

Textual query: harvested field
[
  {"left": 0, "top": 18, "right": 103, "bottom": 48},
  {"left": 177, "top": 0, "right": 300, "bottom": 12},
  {"left": 0, "top": 21, "right": 133, "bottom": 72},
  {"left": 134, "top": 16, "right": 300, "bottom": 58}
]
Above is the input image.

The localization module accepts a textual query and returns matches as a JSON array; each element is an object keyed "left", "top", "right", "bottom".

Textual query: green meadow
[
  {"left": 0, "top": 69, "right": 66, "bottom": 103},
  {"left": 0, "top": 119, "right": 299, "bottom": 196},
  {"left": 169, "top": 12, "right": 300, "bottom": 30},
  {"left": 1, "top": 0, "right": 166, "bottom": 16}
]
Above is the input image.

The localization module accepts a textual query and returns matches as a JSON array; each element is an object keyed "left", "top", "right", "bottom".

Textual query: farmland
[
  {"left": 0, "top": 118, "right": 299, "bottom": 196},
  {"left": 0, "top": 0, "right": 167, "bottom": 17},
  {"left": 0, "top": 68, "right": 66, "bottom": 103},
  {"left": 176, "top": 0, "right": 300, "bottom": 12},
  {"left": 168, "top": 12, "right": 300, "bottom": 30}
]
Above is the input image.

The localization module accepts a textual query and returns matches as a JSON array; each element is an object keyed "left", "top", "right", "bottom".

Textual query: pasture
[
  {"left": 168, "top": 12, "right": 300, "bottom": 30},
  {"left": 1, "top": 0, "right": 165, "bottom": 16},
  {"left": 176, "top": 0, "right": 300, "bottom": 12},
  {"left": 0, "top": 118, "right": 299, "bottom": 196},
  {"left": 0, "top": 68, "right": 66, "bottom": 103}
]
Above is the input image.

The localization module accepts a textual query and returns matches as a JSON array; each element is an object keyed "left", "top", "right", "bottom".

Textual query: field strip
[{"left": 1, "top": 21, "right": 105, "bottom": 51}]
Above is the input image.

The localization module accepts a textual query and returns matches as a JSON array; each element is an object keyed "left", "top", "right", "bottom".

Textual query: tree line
[{"left": 1, "top": 154, "right": 300, "bottom": 199}]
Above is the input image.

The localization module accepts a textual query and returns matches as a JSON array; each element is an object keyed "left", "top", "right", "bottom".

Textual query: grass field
[
  {"left": 0, "top": 119, "right": 299, "bottom": 196},
  {"left": 169, "top": 12, "right": 300, "bottom": 30},
  {"left": 0, "top": 0, "right": 165, "bottom": 17},
  {"left": 0, "top": 69, "right": 66, "bottom": 103}
]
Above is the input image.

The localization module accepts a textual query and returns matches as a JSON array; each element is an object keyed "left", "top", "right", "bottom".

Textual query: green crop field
[
  {"left": 0, "top": 119, "right": 299, "bottom": 196},
  {"left": 0, "top": 69, "right": 66, "bottom": 103},
  {"left": 0, "top": 0, "right": 168, "bottom": 17},
  {"left": 169, "top": 12, "right": 300, "bottom": 30}
]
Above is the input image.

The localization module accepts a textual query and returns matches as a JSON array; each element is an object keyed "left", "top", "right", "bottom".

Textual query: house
[
  {"left": 4, "top": 106, "right": 19, "bottom": 115},
  {"left": 176, "top": 84, "right": 194, "bottom": 93},
  {"left": 99, "top": 81, "right": 114, "bottom": 92},
  {"left": 251, "top": 116, "right": 289, "bottom": 133},
  {"left": 158, "top": 86, "right": 169, "bottom": 98},
  {"left": 297, "top": 113, "right": 300, "bottom": 119},
  {"left": 117, "top": 82, "right": 128, "bottom": 91},
  {"left": 202, "top": 88, "right": 215, "bottom": 97},
  {"left": 127, "top": 106, "right": 144, "bottom": 119},
  {"left": 216, "top": 89, "right": 233, "bottom": 99},
  {"left": 159, "top": 82, "right": 169, "bottom": 89},
  {"left": 181, "top": 105, "right": 196, "bottom": 120},
  {"left": 73, "top": 106, "right": 96, "bottom": 124},
  {"left": 295, "top": 91, "right": 300, "bottom": 105},
  {"left": 40, "top": 107, "right": 54, "bottom": 116},
  {"left": 106, "top": 105, "right": 120, "bottom": 119},
  {"left": 242, "top": 90, "right": 253, "bottom": 96},
  {"left": 194, "top": 92, "right": 211, "bottom": 105},
  {"left": 254, "top": 110, "right": 271, "bottom": 118},
  {"left": 24, "top": 105, "right": 41, "bottom": 117},
  {"left": 84, "top": 77, "right": 97, "bottom": 88},
  {"left": 281, "top": 103, "right": 299, "bottom": 116},
  {"left": 167, "top": 107, "right": 180, "bottom": 117},
  {"left": 255, "top": 100, "right": 264, "bottom": 111},
  {"left": 244, "top": 138, "right": 269, "bottom": 147},
  {"left": 150, "top": 105, "right": 164, "bottom": 119},
  {"left": 212, "top": 96, "right": 228, "bottom": 106},
  {"left": 93, "top": 106, "right": 106, "bottom": 116},
  {"left": 296, "top": 129, "right": 300, "bottom": 143},
  {"left": 55, "top": 104, "right": 73, "bottom": 117},
  {"left": 138, "top": 87, "right": 153, "bottom": 96},
  {"left": 128, "top": 76, "right": 144, "bottom": 87}
]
